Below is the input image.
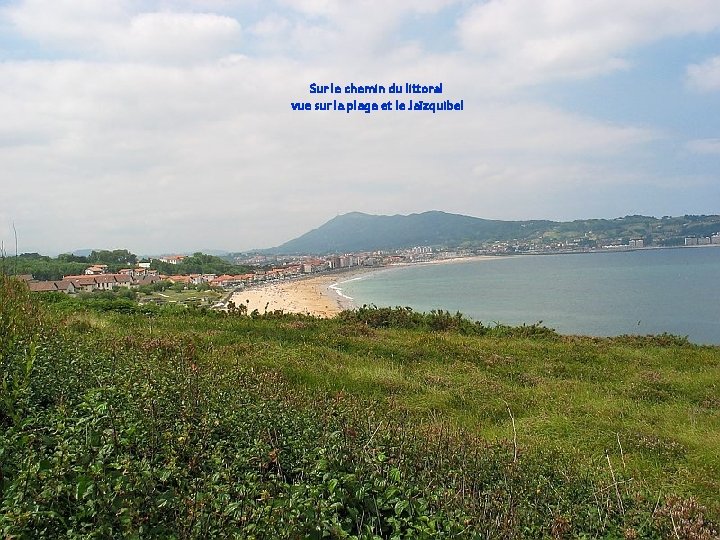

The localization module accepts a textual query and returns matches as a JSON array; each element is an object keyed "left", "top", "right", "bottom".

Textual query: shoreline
[
  {"left": 228, "top": 247, "right": 719, "bottom": 321},
  {"left": 228, "top": 256, "right": 502, "bottom": 318},
  {"left": 229, "top": 267, "right": 374, "bottom": 318}
]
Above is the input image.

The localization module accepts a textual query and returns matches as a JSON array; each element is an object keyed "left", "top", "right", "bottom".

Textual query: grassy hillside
[{"left": 2, "top": 279, "right": 719, "bottom": 538}]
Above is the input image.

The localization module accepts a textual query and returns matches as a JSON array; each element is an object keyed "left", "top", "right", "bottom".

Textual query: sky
[{"left": 0, "top": 0, "right": 719, "bottom": 255}]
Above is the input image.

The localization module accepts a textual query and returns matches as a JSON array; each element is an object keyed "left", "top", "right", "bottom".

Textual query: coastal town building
[
  {"left": 188, "top": 273, "right": 216, "bottom": 285},
  {"left": 158, "top": 255, "right": 186, "bottom": 265},
  {"left": 24, "top": 261, "right": 168, "bottom": 294},
  {"left": 135, "top": 275, "right": 163, "bottom": 287},
  {"left": 685, "top": 236, "right": 717, "bottom": 246},
  {"left": 84, "top": 264, "right": 108, "bottom": 275},
  {"left": 28, "top": 280, "right": 77, "bottom": 294},
  {"left": 63, "top": 276, "right": 101, "bottom": 292},
  {"left": 63, "top": 274, "right": 133, "bottom": 291},
  {"left": 302, "top": 259, "right": 327, "bottom": 273},
  {"left": 169, "top": 276, "right": 191, "bottom": 284},
  {"left": 211, "top": 274, "right": 255, "bottom": 288}
]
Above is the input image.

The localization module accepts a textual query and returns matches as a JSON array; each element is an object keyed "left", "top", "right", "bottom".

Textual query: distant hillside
[
  {"left": 270, "top": 211, "right": 553, "bottom": 254},
  {"left": 71, "top": 249, "right": 98, "bottom": 257},
  {"left": 269, "top": 211, "right": 720, "bottom": 255}
]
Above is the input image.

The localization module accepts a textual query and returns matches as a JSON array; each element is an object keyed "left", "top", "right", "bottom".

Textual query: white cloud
[
  {"left": 252, "top": 0, "right": 459, "bottom": 61},
  {"left": 277, "top": 0, "right": 455, "bottom": 18},
  {"left": 458, "top": 0, "right": 720, "bottom": 84},
  {"left": 686, "top": 138, "right": 720, "bottom": 154},
  {"left": 0, "top": 51, "right": 661, "bottom": 252},
  {"left": 118, "top": 12, "right": 241, "bottom": 62},
  {"left": 5, "top": 0, "right": 241, "bottom": 63},
  {"left": 687, "top": 55, "right": 720, "bottom": 92},
  {"left": 276, "top": 0, "right": 340, "bottom": 17},
  {"left": 0, "top": 0, "right": 718, "bottom": 253},
  {"left": 250, "top": 13, "right": 291, "bottom": 38}
]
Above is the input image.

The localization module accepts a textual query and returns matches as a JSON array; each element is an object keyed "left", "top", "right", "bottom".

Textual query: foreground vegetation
[{"left": 2, "top": 278, "right": 719, "bottom": 538}]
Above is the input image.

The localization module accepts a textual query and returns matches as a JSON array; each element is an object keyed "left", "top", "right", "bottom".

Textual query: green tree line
[
  {"left": 0, "top": 250, "right": 253, "bottom": 281},
  {"left": 149, "top": 252, "right": 252, "bottom": 276}
]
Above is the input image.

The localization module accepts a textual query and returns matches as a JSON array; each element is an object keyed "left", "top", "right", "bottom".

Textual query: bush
[
  {"left": 340, "top": 305, "right": 560, "bottom": 339},
  {"left": 2, "top": 278, "right": 717, "bottom": 538}
]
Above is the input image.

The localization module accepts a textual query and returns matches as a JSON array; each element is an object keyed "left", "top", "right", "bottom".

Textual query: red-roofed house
[
  {"left": 85, "top": 264, "right": 108, "bottom": 275},
  {"left": 65, "top": 276, "right": 99, "bottom": 292},
  {"left": 135, "top": 275, "right": 163, "bottom": 287},
  {"left": 94, "top": 274, "right": 133, "bottom": 290},
  {"left": 28, "top": 280, "right": 76, "bottom": 294}
]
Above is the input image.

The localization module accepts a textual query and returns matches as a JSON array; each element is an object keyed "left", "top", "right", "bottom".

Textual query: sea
[{"left": 334, "top": 247, "right": 720, "bottom": 345}]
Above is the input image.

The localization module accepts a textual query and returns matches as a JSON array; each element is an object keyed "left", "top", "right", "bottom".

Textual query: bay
[{"left": 337, "top": 248, "right": 720, "bottom": 345}]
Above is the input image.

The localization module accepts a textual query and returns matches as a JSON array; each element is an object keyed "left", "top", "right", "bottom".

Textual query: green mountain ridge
[{"left": 269, "top": 211, "right": 720, "bottom": 254}]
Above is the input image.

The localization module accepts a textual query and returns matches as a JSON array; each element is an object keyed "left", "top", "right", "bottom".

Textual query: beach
[
  {"left": 229, "top": 272, "right": 361, "bottom": 318},
  {"left": 227, "top": 257, "right": 500, "bottom": 318}
]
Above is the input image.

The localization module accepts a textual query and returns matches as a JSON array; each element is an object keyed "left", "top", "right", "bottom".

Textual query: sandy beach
[
  {"left": 229, "top": 271, "right": 363, "bottom": 318},
  {"left": 228, "top": 256, "right": 500, "bottom": 318}
]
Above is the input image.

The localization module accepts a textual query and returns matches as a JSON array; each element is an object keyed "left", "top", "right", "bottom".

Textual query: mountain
[
  {"left": 71, "top": 249, "right": 99, "bottom": 257},
  {"left": 268, "top": 211, "right": 720, "bottom": 255},
  {"left": 270, "top": 211, "right": 554, "bottom": 254}
]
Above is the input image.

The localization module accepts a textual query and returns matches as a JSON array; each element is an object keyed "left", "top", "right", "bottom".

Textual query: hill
[
  {"left": 271, "top": 211, "right": 553, "bottom": 254},
  {"left": 269, "top": 211, "right": 720, "bottom": 254}
]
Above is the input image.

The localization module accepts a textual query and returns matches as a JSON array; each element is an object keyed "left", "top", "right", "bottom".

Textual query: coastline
[
  {"left": 229, "top": 267, "right": 373, "bottom": 318},
  {"left": 228, "top": 255, "right": 503, "bottom": 318}
]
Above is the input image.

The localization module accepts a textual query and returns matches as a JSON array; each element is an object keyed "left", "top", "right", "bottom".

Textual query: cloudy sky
[{"left": 1, "top": 0, "right": 719, "bottom": 255}]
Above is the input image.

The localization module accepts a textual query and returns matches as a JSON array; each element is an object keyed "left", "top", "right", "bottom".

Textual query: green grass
[
  {"left": 102, "top": 308, "right": 720, "bottom": 515},
  {"left": 97, "top": 305, "right": 720, "bottom": 516},
  {"left": 141, "top": 288, "right": 224, "bottom": 306},
  {"left": 2, "top": 279, "right": 719, "bottom": 538}
]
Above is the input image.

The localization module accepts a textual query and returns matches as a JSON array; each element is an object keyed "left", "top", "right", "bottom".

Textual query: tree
[
  {"left": 88, "top": 249, "right": 137, "bottom": 266},
  {"left": 58, "top": 253, "right": 88, "bottom": 263}
]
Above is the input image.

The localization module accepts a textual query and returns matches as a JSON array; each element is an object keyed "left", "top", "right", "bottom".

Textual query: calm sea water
[{"left": 336, "top": 248, "right": 720, "bottom": 345}]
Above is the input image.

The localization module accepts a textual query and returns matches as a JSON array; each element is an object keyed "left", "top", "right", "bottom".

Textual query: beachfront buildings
[{"left": 685, "top": 236, "right": 719, "bottom": 246}]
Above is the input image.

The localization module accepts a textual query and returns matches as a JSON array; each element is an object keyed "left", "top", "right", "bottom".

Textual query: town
[{"left": 15, "top": 229, "right": 720, "bottom": 305}]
